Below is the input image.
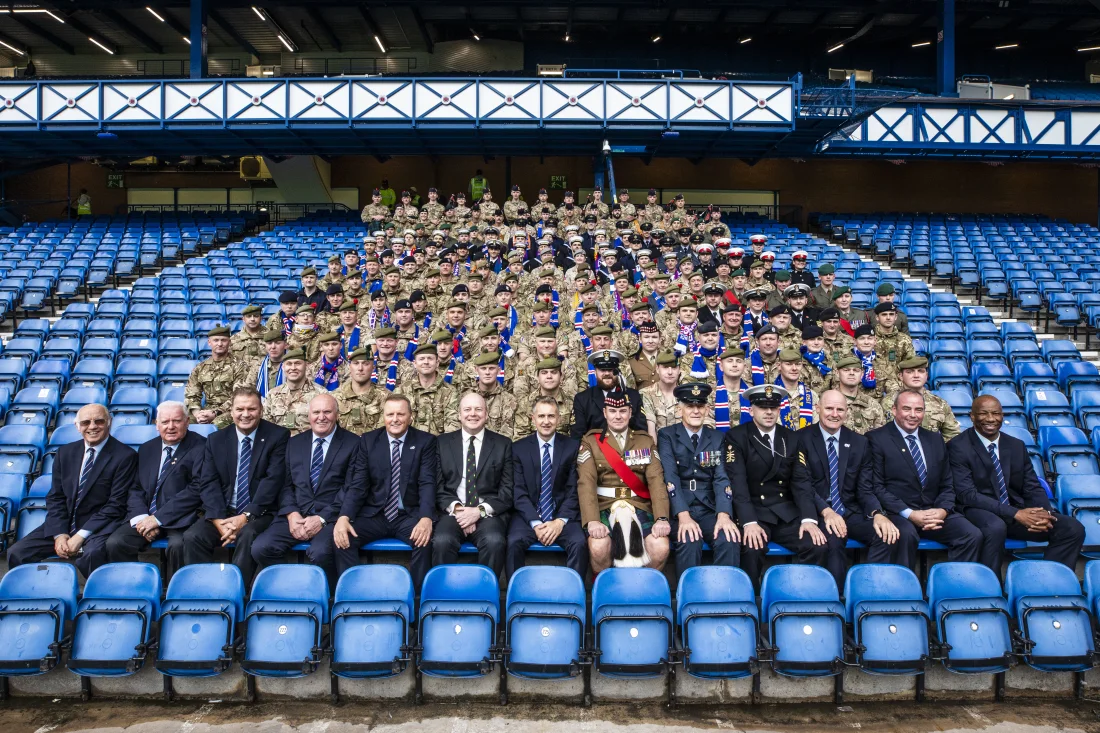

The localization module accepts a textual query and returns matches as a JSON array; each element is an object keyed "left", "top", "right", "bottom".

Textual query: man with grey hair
[
  {"left": 7, "top": 404, "right": 137, "bottom": 575},
  {"left": 104, "top": 401, "right": 206, "bottom": 577}
]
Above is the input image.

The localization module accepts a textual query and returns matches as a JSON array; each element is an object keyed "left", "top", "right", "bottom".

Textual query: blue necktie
[
  {"left": 827, "top": 436, "right": 844, "bottom": 515},
  {"left": 906, "top": 434, "right": 927, "bottom": 488},
  {"left": 989, "top": 443, "right": 1010, "bottom": 505},
  {"left": 151, "top": 446, "right": 172, "bottom": 514},
  {"left": 310, "top": 437, "right": 324, "bottom": 492},
  {"left": 72, "top": 447, "right": 96, "bottom": 533},
  {"left": 538, "top": 442, "right": 554, "bottom": 523},
  {"left": 385, "top": 438, "right": 402, "bottom": 522},
  {"left": 234, "top": 436, "right": 252, "bottom": 512}
]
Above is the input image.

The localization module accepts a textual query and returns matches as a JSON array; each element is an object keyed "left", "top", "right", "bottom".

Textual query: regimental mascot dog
[{"left": 608, "top": 499, "right": 649, "bottom": 568}]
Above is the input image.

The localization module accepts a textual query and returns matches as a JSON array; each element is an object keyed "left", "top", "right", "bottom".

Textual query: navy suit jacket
[
  {"left": 866, "top": 423, "right": 954, "bottom": 516},
  {"left": 196, "top": 420, "right": 289, "bottom": 519},
  {"left": 44, "top": 436, "right": 137, "bottom": 538},
  {"left": 279, "top": 427, "right": 359, "bottom": 523},
  {"left": 129, "top": 431, "right": 206, "bottom": 529},
  {"left": 948, "top": 427, "right": 1050, "bottom": 521},
  {"left": 511, "top": 433, "right": 581, "bottom": 526},
  {"left": 797, "top": 425, "right": 874, "bottom": 517},
  {"left": 341, "top": 427, "right": 438, "bottom": 521}
]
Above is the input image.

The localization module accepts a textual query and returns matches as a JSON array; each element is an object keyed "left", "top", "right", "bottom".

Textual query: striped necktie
[
  {"left": 72, "top": 447, "right": 96, "bottom": 533},
  {"left": 906, "top": 434, "right": 927, "bottom": 487},
  {"left": 827, "top": 436, "right": 843, "bottom": 515},
  {"left": 989, "top": 443, "right": 1010, "bottom": 505},
  {"left": 538, "top": 442, "right": 554, "bottom": 523},
  {"left": 310, "top": 437, "right": 324, "bottom": 491},
  {"left": 151, "top": 446, "right": 172, "bottom": 514},
  {"left": 234, "top": 436, "right": 252, "bottom": 512},
  {"left": 385, "top": 438, "right": 402, "bottom": 522}
]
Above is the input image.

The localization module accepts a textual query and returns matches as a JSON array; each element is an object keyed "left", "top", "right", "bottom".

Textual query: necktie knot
[
  {"left": 87, "top": 447, "right": 95, "bottom": 460},
  {"left": 164, "top": 446, "right": 173, "bottom": 458},
  {"left": 988, "top": 443, "right": 997, "bottom": 458}
]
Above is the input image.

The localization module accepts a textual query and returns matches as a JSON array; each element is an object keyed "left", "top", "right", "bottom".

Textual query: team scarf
[
  {"left": 715, "top": 377, "right": 751, "bottom": 430},
  {"left": 402, "top": 324, "right": 422, "bottom": 361},
  {"left": 370, "top": 350, "right": 400, "bottom": 391},
  {"left": 854, "top": 347, "right": 877, "bottom": 389},
  {"left": 651, "top": 292, "right": 666, "bottom": 312},
  {"left": 315, "top": 355, "right": 345, "bottom": 391},
  {"left": 366, "top": 305, "right": 391, "bottom": 331},
  {"left": 503, "top": 305, "right": 519, "bottom": 334},
  {"left": 444, "top": 354, "right": 457, "bottom": 384},
  {"left": 279, "top": 312, "right": 295, "bottom": 337},
  {"left": 447, "top": 324, "right": 468, "bottom": 362},
  {"left": 801, "top": 346, "right": 832, "bottom": 377},
  {"left": 673, "top": 320, "right": 699, "bottom": 357},
  {"left": 689, "top": 343, "right": 721, "bottom": 381},
  {"left": 777, "top": 382, "right": 815, "bottom": 430},
  {"left": 255, "top": 356, "right": 285, "bottom": 399},
  {"left": 550, "top": 290, "right": 561, "bottom": 328},
  {"left": 420, "top": 311, "right": 433, "bottom": 331},
  {"left": 748, "top": 349, "right": 769, "bottom": 386},
  {"left": 337, "top": 325, "right": 362, "bottom": 357},
  {"left": 576, "top": 325, "right": 597, "bottom": 387},
  {"left": 741, "top": 309, "right": 768, "bottom": 350}
]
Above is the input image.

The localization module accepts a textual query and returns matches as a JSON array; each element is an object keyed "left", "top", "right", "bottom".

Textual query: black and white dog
[{"left": 608, "top": 499, "right": 649, "bottom": 568}]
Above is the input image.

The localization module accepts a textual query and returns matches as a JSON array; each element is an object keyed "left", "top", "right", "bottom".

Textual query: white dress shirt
[
  {"left": 449, "top": 428, "right": 493, "bottom": 516},
  {"left": 388, "top": 430, "right": 407, "bottom": 512},
  {"left": 895, "top": 423, "right": 925, "bottom": 519},
  {"left": 130, "top": 439, "right": 183, "bottom": 528},
  {"left": 312, "top": 429, "right": 335, "bottom": 464},
  {"left": 64, "top": 440, "right": 106, "bottom": 539},
  {"left": 531, "top": 434, "right": 568, "bottom": 528}
]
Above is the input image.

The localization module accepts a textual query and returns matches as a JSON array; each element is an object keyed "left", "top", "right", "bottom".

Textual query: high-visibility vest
[
  {"left": 76, "top": 201, "right": 91, "bottom": 215},
  {"left": 469, "top": 176, "right": 487, "bottom": 201},
  {"left": 379, "top": 187, "right": 397, "bottom": 208}
]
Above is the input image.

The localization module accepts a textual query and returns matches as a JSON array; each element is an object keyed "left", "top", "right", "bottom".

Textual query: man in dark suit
[
  {"left": 333, "top": 393, "right": 439, "bottom": 588},
  {"left": 434, "top": 391, "right": 514, "bottom": 576},
  {"left": 658, "top": 383, "right": 740, "bottom": 579},
  {"left": 799, "top": 390, "right": 916, "bottom": 589},
  {"left": 507, "top": 395, "right": 587, "bottom": 579},
  {"left": 185, "top": 387, "right": 290, "bottom": 585},
  {"left": 867, "top": 389, "right": 983, "bottom": 572},
  {"left": 571, "top": 349, "right": 646, "bottom": 439},
  {"left": 251, "top": 393, "right": 357, "bottom": 584},
  {"left": 950, "top": 394, "right": 1085, "bottom": 572},
  {"left": 723, "top": 384, "right": 827, "bottom": 588},
  {"left": 104, "top": 400, "right": 205, "bottom": 577},
  {"left": 8, "top": 404, "right": 137, "bottom": 576}
]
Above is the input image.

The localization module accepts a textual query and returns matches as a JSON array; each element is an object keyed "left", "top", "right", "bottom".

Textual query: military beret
[
  {"left": 637, "top": 321, "right": 659, "bottom": 334},
  {"left": 629, "top": 301, "right": 651, "bottom": 313},
  {"left": 450, "top": 284, "right": 469, "bottom": 296},
  {"left": 876, "top": 283, "right": 896, "bottom": 296},
  {"left": 446, "top": 300, "right": 468, "bottom": 311},
  {"left": 283, "top": 348, "right": 307, "bottom": 362},
  {"left": 674, "top": 382, "right": 712, "bottom": 405},
  {"left": 899, "top": 356, "right": 930, "bottom": 370},
  {"left": 854, "top": 324, "right": 875, "bottom": 338},
  {"left": 589, "top": 325, "right": 614, "bottom": 337},
  {"left": 656, "top": 350, "right": 680, "bottom": 366},
  {"left": 722, "top": 304, "right": 742, "bottom": 316},
  {"left": 473, "top": 351, "right": 502, "bottom": 367},
  {"left": 773, "top": 270, "right": 792, "bottom": 282},
  {"left": 383, "top": 266, "right": 401, "bottom": 276},
  {"left": 394, "top": 299, "right": 412, "bottom": 311},
  {"left": 487, "top": 306, "right": 508, "bottom": 318},
  {"left": 242, "top": 304, "right": 263, "bottom": 316},
  {"left": 409, "top": 290, "right": 426, "bottom": 303},
  {"left": 677, "top": 298, "right": 699, "bottom": 310},
  {"left": 666, "top": 282, "right": 683, "bottom": 292},
  {"left": 535, "top": 284, "right": 554, "bottom": 296},
  {"left": 207, "top": 326, "right": 231, "bottom": 338},
  {"left": 371, "top": 290, "right": 388, "bottom": 300},
  {"left": 719, "top": 346, "right": 745, "bottom": 360},
  {"left": 430, "top": 330, "right": 454, "bottom": 343},
  {"left": 749, "top": 259, "right": 766, "bottom": 268},
  {"left": 801, "top": 325, "right": 824, "bottom": 339},
  {"left": 755, "top": 324, "right": 777, "bottom": 338},
  {"left": 534, "top": 357, "right": 562, "bottom": 372},
  {"left": 832, "top": 286, "right": 851, "bottom": 299},
  {"left": 818, "top": 263, "right": 836, "bottom": 275},
  {"left": 778, "top": 349, "right": 803, "bottom": 363},
  {"left": 263, "top": 330, "right": 286, "bottom": 343},
  {"left": 477, "top": 325, "right": 499, "bottom": 339},
  {"left": 301, "top": 267, "right": 317, "bottom": 277},
  {"left": 534, "top": 326, "right": 558, "bottom": 338},
  {"left": 874, "top": 302, "right": 898, "bottom": 314},
  {"left": 731, "top": 268, "right": 746, "bottom": 277},
  {"left": 318, "top": 332, "right": 340, "bottom": 343},
  {"left": 467, "top": 273, "right": 485, "bottom": 282},
  {"left": 835, "top": 355, "right": 862, "bottom": 370},
  {"left": 374, "top": 327, "right": 398, "bottom": 339},
  {"left": 412, "top": 342, "right": 438, "bottom": 358},
  {"left": 577, "top": 282, "right": 597, "bottom": 294},
  {"left": 650, "top": 273, "right": 670, "bottom": 282},
  {"left": 348, "top": 347, "right": 371, "bottom": 362},
  {"left": 819, "top": 307, "right": 841, "bottom": 321},
  {"left": 345, "top": 269, "right": 363, "bottom": 279},
  {"left": 532, "top": 301, "right": 552, "bottom": 313},
  {"left": 279, "top": 291, "right": 299, "bottom": 304},
  {"left": 769, "top": 305, "right": 793, "bottom": 317},
  {"left": 328, "top": 255, "right": 341, "bottom": 264},
  {"left": 697, "top": 320, "right": 719, "bottom": 334},
  {"left": 326, "top": 283, "right": 344, "bottom": 296},
  {"left": 621, "top": 287, "right": 638, "bottom": 298}
]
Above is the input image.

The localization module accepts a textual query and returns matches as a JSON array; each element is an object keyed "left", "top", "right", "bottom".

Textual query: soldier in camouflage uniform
[
  {"left": 798, "top": 325, "right": 830, "bottom": 394},
  {"left": 422, "top": 187, "right": 446, "bottom": 223},
  {"left": 469, "top": 351, "right": 518, "bottom": 439},
  {"left": 641, "top": 350, "right": 686, "bottom": 441},
  {"left": 769, "top": 305, "right": 803, "bottom": 355},
  {"left": 360, "top": 188, "right": 391, "bottom": 224},
  {"left": 478, "top": 188, "right": 500, "bottom": 219},
  {"left": 395, "top": 342, "right": 460, "bottom": 435},
  {"left": 810, "top": 264, "right": 839, "bottom": 311},
  {"left": 266, "top": 291, "right": 298, "bottom": 335},
  {"left": 872, "top": 302, "right": 916, "bottom": 377},
  {"left": 231, "top": 304, "right": 268, "bottom": 361},
  {"left": 869, "top": 283, "right": 910, "bottom": 334},
  {"left": 288, "top": 306, "right": 322, "bottom": 362},
  {"left": 513, "top": 357, "right": 575, "bottom": 440},
  {"left": 617, "top": 189, "right": 636, "bottom": 220},
  {"left": 186, "top": 326, "right": 251, "bottom": 429},
  {"left": 333, "top": 347, "right": 386, "bottom": 434},
  {"left": 819, "top": 307, "right": 855, "bottom": 367},
  {"left": 881, "top": 356, "right": 962, "bottom": 440},
  {"left": 832, "top": 355, "right": 888, "bottom": 434},
  {"left": 515, "top": 325, "right": 579, "bottom": 399},
  {"left": 502, "top": 185, "right": 527, "bottom": 223},
  {"left": 747, "top": 325, "right": 783, "bottom": 385},
  {"left": 643, "top": 188, "right": 664, "bottom": 224},
  {"left": 318, "top": 255, "right": 346, "bottom": 293},
  {"left": 246, "top": 330, "right": 289, "bottom": 398},
  {"left": 678, "top": 320, "right": 722, "bottom": 386},
  {"left": 261, "top": 348, "right": 325, "bottom": 436},
  {"left": 308, "top": 332, "right": 349, "bottom": 392}
]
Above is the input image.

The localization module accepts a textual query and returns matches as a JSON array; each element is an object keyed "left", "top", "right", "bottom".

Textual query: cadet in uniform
[
  {"left": 513, "top": 357, "right": 575, "bottom": 440},
  {"left": 186, "top": 326, "right": 250, "bottom": 429},
  {"left": 395, "top": 342, "right": 460, "bottom": 435},
  {"left": 231, "top": 305, "right": 268, "bottom": 360},
  {"left": 832, "top": 355, "right": 889, "bottom": 433},
  {"left": 332, "top": 347, "right": 387, "bottom": 434},
  {"left": 723, "top": 384, "right": 828, "bottom": 588},
  {"left": 470, "top": 351, "right": 518, "bottom": 439},
  {"left": 882, "top": 357, "right": 962, "bottom": 439},
  {"left": 657, "top": 383, "right": 740, "bottom": 579},
  {"left": 261, "top": 348, "right": 325, "bottom": 435},
  {"left": 577, "top": 390, "right": 671, "bottom": 573}
]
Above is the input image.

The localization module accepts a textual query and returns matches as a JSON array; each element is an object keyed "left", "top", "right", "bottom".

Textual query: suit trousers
[
  {"left": 670, "top": 510, "right": 740, "bottom": 581},
  {"left": 7, "top": 526, "right": 110, "bottom": 577},
  {"left": 251, "top": 516, "right": 338, "bottom": 586},
  {"left": 182, "top": 515, "right": 273, "bottom": 587},
  {"left": 964, "top": 507, "right": 1085, "bottom": 573},
  {"left": 434, "top": 514, "right": 508, "bottom": 577},
  {"left": 740, "top": 518, "right": 828, "bottom": 589},
  {"left": 505, "top": 514, "right": 589, "bottom": 581},
  {"left": 105, "top": 523, "right": 187, "bottom": 578},
  {"left": 335, "top": 511, "right": 432, "bottom": 590},
  {"left": 820, "top": 512, "right": 919, "bottom": 590},
  {"left": 906, "top": 512, "right": 983, "bottom": 571}
]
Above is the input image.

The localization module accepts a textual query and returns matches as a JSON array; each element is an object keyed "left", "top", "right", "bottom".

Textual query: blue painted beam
[
  {"left": 937, "top": 0, "right": 956, "bottom": 97},
  {"left": 190, "top": 0, "right": 208, "bottom": 80}
]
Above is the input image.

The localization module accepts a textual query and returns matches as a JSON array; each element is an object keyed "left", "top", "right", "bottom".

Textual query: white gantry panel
[
  {"left": 226, "top": 81, "right": 286, "bottom": 121},
  {"left": 731, "top": 84, "right": 792, "bottom": 124},
  {"left": 1024, "top": 110, "right": 1065, "bottom": 145},
  {"left": 866, "top": 107, "right": 912, "bottom": 142},
  {"left": 478, "top": 80, "right": 541, "bottom": 121},
  {"left": 922, "top": 107, "right": 965, "bottom": 144},
  {"left": 1070, "top": 111, "right": 1100, "bottom": 146},
  {"left": 289, "top": 80, "right": 349, "bottom": 120},
  {"left": 0, "top": 84, "right": 38, "bottom": 123},
  {"left": 352, "top": 79, "right": 414, "bottom": 120},
  {"left": 542, "top": 81, "right": 604, "bottom": 121},
  {"left": 41, "top": 83, "right": 98, "bottom": 122},
  {"left": 974, "top": 109, "right": 1015, "bottom": 144},
  {"left": 164, "top": 82, "right": 224, "bottom": 121},
  {"left": 102, "top": 83, "right": 161, "bottom": 122},
  {"left": 606, "top": 82, "right": 667, "bottom": 122},
  {"left": 414, "top": 80, "right": 476, "bottom": 120},
  {"left": 670, "top": 82, "right": 729, "bottom": 122}
]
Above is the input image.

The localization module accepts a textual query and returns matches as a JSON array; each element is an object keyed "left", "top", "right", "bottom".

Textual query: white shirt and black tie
[{"left": 448, "top": 428, "right": 494, "bottom": 516}]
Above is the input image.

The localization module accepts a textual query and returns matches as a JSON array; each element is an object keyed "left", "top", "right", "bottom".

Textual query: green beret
[
  {"left": 345, "top": 268, "right": 363, "bottom": 279},
  {"left": 876, "top": 283, "right": 896, "bottom": 296},
  {"left": 501, "top": 273, "right": 518, "bottom": 283},
  {"left": 534, "top": 326, "right": 558, "bottom": 339},
  {"left": 477, "top": 325, "right": 499, "bottom": 339},
  {"left": 677, "top": 299, "right": 699, "bottom": 310},
  {"left": 208, "top": 326, "right": 231, "bottom": 338},
  {"left": 467, "top": 273, "right": 484, "bottom": 281},
  {"left": 773, "top": 270, "right": 791, "bottom": 282},
  {"left": 412, "top": 342, "right": 438, "bottom": 358},
  {"left": 534, "top": 357, "right": 562, "bottom": 372},
  {"left": 318, "top": 332, "right": 340, "bottom": 343},
  {"left": 778, "top": 349, "right": 803, "bottom": 363},
  {"left": 731, "top": 268, "right": 746, "bottom": 277},
  {"left": 532, "top": 301, "right": 551, "bottom": 313},
  {"left": 818, "top": 263, "right": 836, "bottom": 275},
  {"left": 621, "top": 287, "right": 638, "bottom": 298},
  {"left": 719, "top": 346, "right": 745, "bottom": 360},
  {"left": 579, "top": 304, "right": 599, "bottom": 315},
  {"left": 473, "top": 351, "right": 502, "bottom": 367},
  {"left": 263, "top": 330, "right": 286, "bottom": 343},
  {"left": 328, "top": 255, "right": 341, "bottom": 264},
  {"left": 348, "top": 348, "right": 372, "bottom": 362},
  {"left": 383, "top": 266, "right": 400, "bottom": 275},
  {"left": 578, "top": 282, "right": 596, "bottom": 294},
  {"left": 241, "top": 304, "right": 263, "bottom": 316},
  {"left": 430, "top": 329, "right": 453, "bottom": 343},
  {"left": 832, "top": 286, "right": 851, "bottom": 299},
  {"left": 656, "top": 350, "right": 679, "bottom": 367},
  {"left": 650, "top": 273, "right": 670, "bottom": 282},
  {"left": 374, "top": 327, "right": 397, "bottom": 339},
  {"left": 835, "top": 355, "right": 862, "bottom": 369},
  {"left": 301, "top": 267, "right": 317, "bottom": 277},
  {"left": 487, "top": 306, "right": 508, "bottom": 318},
  {"left": 899, "top": 357, "right": 929, "bottom": 371},
  {"left": 589, "top": 325, "right": 614, "bottom": 336},
  {"left": 283, "top": 348, "right": 307, "bottom": 362},
  {"left": 338, "top": 300, "right": 358, "bottom": 312},
  {"left": 629, "top": 302, "right": 651, "bottom": 313}
]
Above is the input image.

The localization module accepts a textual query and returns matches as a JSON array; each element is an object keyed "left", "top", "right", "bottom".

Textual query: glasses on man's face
[{"left": 79, "top": 418, "right": 107, "bottom": 427}]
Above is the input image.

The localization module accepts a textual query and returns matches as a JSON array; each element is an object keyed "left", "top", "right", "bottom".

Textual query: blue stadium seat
[
  {"left": 158, "top": 358, "right": 199, "bottom": 389},
  {"left": 591, "top": 567, "right": 672, "bottom": 679},
  {"left": 972, "top": 362, "right": 1013, "bottom": 391},
  {"left": 1004, "top": 561, "right": 1094, "bottom": 672},
  {"left": 1056, "top": 475, "right": 1100, "bottom": 559},
  {"left": 155, "top": 564, "right": 245, "bottom": 678},
  {"left": 109, "top": 386, "right": 157, "bottom": 425},
  {"left": 1039, "top": 426, "right": 1099, "bottom": 476},
  {"left": 111, "top": 424, "right": 159, "bottom": 450},
  {"left": 504, "top": 566, "right": 586, "bottom": 680},
  {"left": 67, "top": 563, "right": 162, "bottom": 677},
  {"left": 1058, "top": 362, "right": 1100, "bottom": 395},
  {"left": 70, "top": 358, "right": 115, "bottom": 389},
  {"left": 418, "top": 564, "right": 500, "bottom": 678},
  {"left": 931, "top": 361, "right": 970, "bottom": 390},
  {"left": 58, "top": 386, "right": 108, "bottom": 425},
  {"left": 0, "top": 424, "right": 46, "bottom": 465},
  {"left": 0, "top": 359, "right": 27, "bottom": 393},
  {"left": 0, "top": 563, "right": 78, "bottom": 676},
  {"left": 1025, "top": 388, "right": 1075, "bottom": 429},
  {"left": 926, "top": 562, "right": 1012, "bottom": 673},
  {"left": 7, "top": 385, "right": 60, "bottom": 426},
  {"left": 1084, "top": 560, "right": 1100, "bottom": 622},
  {"left": 0, "top": 470, "right": 26, "bottom": 549},
  {"left": 242, "top": 565, "right": 328, "bottom": 677},
  {"left": 676, "top": 566, "right": 759, "bottom": 679},
  {"left": 761, "top": 565, "right": 844, "bottom": 677},
  {"left": 1005, "top": 340, "right": 1044, "bottom": 368},
  {"left": 1073, "top": 390, "right": 1100, "bottom": 432},
  {"left": 119, "top": 337, "right": 158, "bottom": 361},
  {"left": 330, "top": 565, "right": 414, "bottom": 679},
  {"left": 114, "top": 358, "right": 157, "bottom": 389},
  {"left": 1042, "top": 340, "right": 1082, "bottom": 371},
  {"left": 844, "top": 564, "right": 929, "bottom": 676}
]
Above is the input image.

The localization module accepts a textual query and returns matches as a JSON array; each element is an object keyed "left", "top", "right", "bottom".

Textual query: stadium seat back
[
  {"left": 761, "top": 565, "right": 844, "bottom": 677},
  {"left": 242, "top": 565, "right": 329, "bottom": 678},
  {"left": 676, "top": 566, "right": 759, "bottom": 679},
  {"left": 504, "top": 566, "right": 585, "bottom": 680},
  {"left": 419, "top": 564, "right": 500, "bottom": 678},
  {"left": 330, "top": 565, "right": 414, "bottom": 679},
  {"left": 843, "top": 564, "right": 929, "bottom": 675},
  {"left": 156, "top": 564, "right": 245, "bottom": 678},
  {"left": 926, "top": 562, "right": 1013, "bottom": 673},
  {"left": 69, "top": 563, "right": 162, "bottom": 677},
  {"left": 1004, "top": 561, "right": 1094, "bottom": 671},
  {"left": 0, "top": 563, "right": 78, "bottom": 676}
]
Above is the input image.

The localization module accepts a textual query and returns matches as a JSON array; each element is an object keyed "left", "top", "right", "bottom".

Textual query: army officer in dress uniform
[
  {"left": 577, "top": 390, "right": 670, "bottom": 573},
  {"left": 657, "top": 383, "right": 740, "bottom": 580},
  {"left": 722, "top": 383, "right": 828, "bottom": 588}
]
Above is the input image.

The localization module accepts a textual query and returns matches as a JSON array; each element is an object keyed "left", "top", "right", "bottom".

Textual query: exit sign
[
  {"left": 549, "top": 175, "right": 567, "bottom": 190},
  {"left": 106, "top": 173, "right": 125, "bottom": 189}
]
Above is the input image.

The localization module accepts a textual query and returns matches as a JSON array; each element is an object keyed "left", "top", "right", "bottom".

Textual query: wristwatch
[
  {"left": 478, "top": 506, "right": 488, "bottom": 519},
  {"left": 241, "top": 511, "right": 253, "bottom": 523},
  {"left": 656, "top": 516, "right": 669, "bottom": 523}
]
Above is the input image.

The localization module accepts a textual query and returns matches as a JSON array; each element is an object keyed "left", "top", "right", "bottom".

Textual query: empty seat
[
  {"left": 330, "top": 565, "right": 415, "bottom": 679},
  {"left": 418, "top": 564, "right": 500, "bottom": 678},
  {"left": 761, "top": 565, "right": 845, "bottom": 677},
  {"left": 926, "top": 562, "right": 1013, "bottom": 673},
  {"left": 1004, "top": 560, "right": 1094, "bottom": 672},
  {"left": 504, "top": 566, "right": 586, "bottom": 680},
  {"left": 676, "top": 566, "right": 759, "bottom": 679},
  {"left": 242, "top": 565, "right": 328, "bottom": 677},
  {"left": 1039, "top": 426, "right": 1099, "bottom": 476},
  {"left": 155, "top": 564, "right": 245, "bottom": 678},
  {"left": 591, "top": 567, "right": 673, "bottom": 678},
  {"left": 67, "top": 563, "right": 162, "bottom": 677},
  {"left": 844, "top": 564, "right": 929, "bottom": 676},
  {"left": 0, "top": 563, "right": 78, "bottom": 676}
]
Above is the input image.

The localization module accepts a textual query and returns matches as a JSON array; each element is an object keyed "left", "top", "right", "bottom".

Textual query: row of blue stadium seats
[{"left": 1, "top": 561, "right": 1096, "bottom": 691}]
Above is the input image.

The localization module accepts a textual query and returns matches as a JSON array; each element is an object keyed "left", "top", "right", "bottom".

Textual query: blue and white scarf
[
  {"left": 778, "top": 382, "right": 815, "bottom": 430},
  {"left": 315, "top": 356, "right": 345, "bottom": 392},
  {"left": 748, "top": 349, "right": 768, "bottom": 386},
  {"left": 715, "top": 378, "right": 751, "bottom": 430},
  {"left": 576, "top": 326, "right": 597, "bottom": 387},
  {"left": 371, "top": 350, "right": 400, "bottom": 391},
  {"left": 673, "top": 320, "right": 699, "bottom": 357},
  {"left": 741, "top": 309, "right": 767, "bottom": 350},
  {"left": 854, "top": 347, "right": 877, "bottom": 389},
  {"left": 801, "top": 346, "right": 831, "bottom": 377},
  {"left": 337, "top": 325, "right": 362, "bottom": 358},
  {"left": 402, "top": 324, "right": 422, "bottom": 361},
  {"left": 255, "top": 356, "right": 284, "bottom": 399}
]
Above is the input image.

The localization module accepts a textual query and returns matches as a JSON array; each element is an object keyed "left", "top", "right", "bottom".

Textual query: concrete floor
[{"left": 3, "top": 699, "right": 1100, "bottom": 733}]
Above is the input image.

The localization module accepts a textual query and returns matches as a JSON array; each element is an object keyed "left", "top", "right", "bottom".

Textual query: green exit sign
[
  {"left": 106, "top": 173, "right": 125, "bottom": 189},
  {"left": 549, "top": 175, "right": 567, "bottom": 190}
]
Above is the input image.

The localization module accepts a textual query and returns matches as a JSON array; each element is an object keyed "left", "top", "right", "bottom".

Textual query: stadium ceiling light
[
  {"left": 0, "top": 39, "right": 25, "bottom": 55},
  {"left": 89, "top": 37, "right": 115, "bottom": 54},
  {"left": 912, "top": 41, "right": 931, "bottom": 48},
  {"left": 277, "top": 34, "right": 293, "bottom": 52},
  {"left": 995, "top": 43, "right": 1018, "bottom": 50},
  {"left": 11, "top": 8, "right": 64, "bottom": 23},
  {"left": 827, "top": 43, "right": 844, "bottom": 53},
  {"left": 470, "top": 28, "right": 480, "bottom": 41},
  {"left": 252, "top": 7, "right": 266, "bottom": 21},
  {"left": 183, "top": 36, "right": 191, "bottom": 44},
  {"left": 374, "top": 35, "right": 386, "bottom": 53},
  {"left": 1078, "top": 45, "right": 1100, "bottom": 52},
  {"left": 564, "top": 33, "right": 571, "bottom": 42},
  {"left": 739, "top": 37, "right": 751, "bottom": 44},
  {"left": 146, "top": 7, "right": 165, "bottom": 22},
  {"left": 651, "top": 34, "right": 661, "bottom": 43}
]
